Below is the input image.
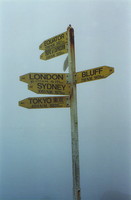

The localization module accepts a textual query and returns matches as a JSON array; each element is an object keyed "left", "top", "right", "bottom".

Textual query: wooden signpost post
[{"left": 19, "top": 25, "right": 114, "bottom": 200}]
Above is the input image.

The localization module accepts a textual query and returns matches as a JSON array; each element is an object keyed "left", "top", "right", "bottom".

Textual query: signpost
[{"left": 19, "top": 25, "right": 114, "bottom": 200}]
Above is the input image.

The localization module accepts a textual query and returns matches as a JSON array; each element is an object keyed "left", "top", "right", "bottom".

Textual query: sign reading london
[
  {"left": 20, "top": 73, "right": 69, "bottom": 84},
  {"left": 39, "top": 31, "right": 68, "bottom": 60},
  {"left": 19, "top": 96, "right": 70, "bottom": 109},
  {"left": 76, "top": 66, "right": 114, "bottom": 84}
]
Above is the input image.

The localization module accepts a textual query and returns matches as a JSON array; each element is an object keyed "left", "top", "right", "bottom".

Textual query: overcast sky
[{"left": 0, "top": 0, "right": 131, "bottom": 200}]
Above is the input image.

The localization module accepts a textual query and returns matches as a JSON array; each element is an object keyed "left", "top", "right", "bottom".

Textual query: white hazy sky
[{"left": 0, "top": 0, "right": 131, "bottom": 200}]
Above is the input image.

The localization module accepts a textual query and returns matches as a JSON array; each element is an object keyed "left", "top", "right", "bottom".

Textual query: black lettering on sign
[
  {"left": 98, "top": 67, "right": 103, "bottom": 74},
  {"left": 82, "top": 67, "right": 103, "bottom": 77},
  {"left": 94, "top": 68, "right": 103, "bottom": 75},
  {"left": 45, "top": 49, "right": 52, "bottom": 55},
  {"left": 45, "top": 44, "right": 55, "bottom": 49},
  {"left": 29, "top": 98, "right": 33, "bottom": 104},
  {"left": 87, "top": 77, "right": 93, "bottom": 81},
  {"left": 37, "top": 83, "right": 43, "bottom": 89},
  {"left": 94, "top": 75, "right": 104, "bottom": 79},
  {"left": 45, "top": 44, "right": 66, "bottom": 56},
  {"left": 82, "top": 72, "right": 86, "bottom": 77},
  {"left": 56, "top": 51, "right": 64, "bottom": 56},
  {"left": 42, "top": 98, "right": 52, "bottom": 104},
  {"left": 61, "top": 85, "right": 66, "bottom": 90},
  {"left": 44, "top": 33, "right": 65, "bottom": 47},
  {"left": 29, "top": 97, "right": 52, "bottom": 105},
  {"left": 32, "top": 73, "right": 64, "bottom": 81},
  {"left": 46, "top": 98, "right": 52, "bottom": 103},
  {"left": 36, "top": 83, "right": 66, "bottom": 91},
  {"left": 46, "top": 54, "right": 55, "bottom": 60},
  {"left": 82, "top": 77, "right": 92, "bottom": 82}
]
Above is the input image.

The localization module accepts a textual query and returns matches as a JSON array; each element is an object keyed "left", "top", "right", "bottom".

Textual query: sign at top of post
[
  {"left": 39, "top": 32, "right": 67, "bottom": 50},
  {"left": 39, "top": 31, "right": 68, "bottom": 60}
]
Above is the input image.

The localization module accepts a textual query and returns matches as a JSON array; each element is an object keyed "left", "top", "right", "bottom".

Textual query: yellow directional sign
[
  {"left": 19, "top": 96, "right": 70, "bottom": 109},
  {"left": 39, "top": 31, "right": 68, "bottom": 60},
  {"left": 28, "top": 82, "right": 71, "bottom": 95},
  {"left": 20, "top": 73, "right": 69, "bottom": 84},
  {"left": 40, "top": 44, "right": 68, "bottom": 60},
  {"left": 39, "top": 31, "right": 67, "bottom": 50},
  {"left": 76, "top": 66, "right": 114, "bottom": 84}
]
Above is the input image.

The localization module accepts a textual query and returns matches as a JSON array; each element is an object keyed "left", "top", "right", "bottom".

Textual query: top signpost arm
[{"left": 67, "top": 25, "right": 81, "bottom": 200}]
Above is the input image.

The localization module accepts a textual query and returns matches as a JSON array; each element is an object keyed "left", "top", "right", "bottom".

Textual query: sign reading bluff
[
  {"left": 19, "top": 96, "right": 70, "bottom": 109},
  {"left": 39, "top": 31, "right": 68, "bottom": 60},
  {"left": 76, "top": 66, "right": 114, "bottom": 84},
  {"left": 28, "top": 82, "right": 71, "bottom": 95}
]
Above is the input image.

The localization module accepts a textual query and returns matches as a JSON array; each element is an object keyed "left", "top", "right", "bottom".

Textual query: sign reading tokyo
[
  {"left": 28, "top": 82, "right": 71, "bottom": 95},
  {"left": 19, "top": 96, "right": 70, "bottom": 109},
  {"left": 39, "top": 31, "right": 68, "bottom": 60},
  {"left": 20, "top": 73, "right": 69, "bottom": 84},
  {"left": 76, "top": 66, "right": 114, "bottom": 84}
]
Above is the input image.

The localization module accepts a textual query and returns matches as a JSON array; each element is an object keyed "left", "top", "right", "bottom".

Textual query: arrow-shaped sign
[
  {"left": 39, "top": 31, "right": 68, "bottom": 60},
  {"left": 19, "top": 96, "right": 70, "bottom": 109},
  {"left": 28, "top": 82, "right": 71, "bottom": 95},
  {"left": 76, "top": 66, "right": 114, "bottom": 84},
  {"left": 20, "top": 73, "right": 69, "bottom": 84},
  {"left": 39, "top": 31, "right": 67, "bottom": 50},
  {"left": 40, "top": 43, "right": 68, "bottom": 60}
]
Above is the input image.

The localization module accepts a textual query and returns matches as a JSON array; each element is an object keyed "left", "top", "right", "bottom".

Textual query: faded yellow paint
[
  {"left": 28, "top": 82, "right": 71, "bottom": 95},
  {"left": 76, "top": 66, "right": 114, "bottom": 84},
  {"left": 19, "top": 96, "right": 70, "bottom": 109}
]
